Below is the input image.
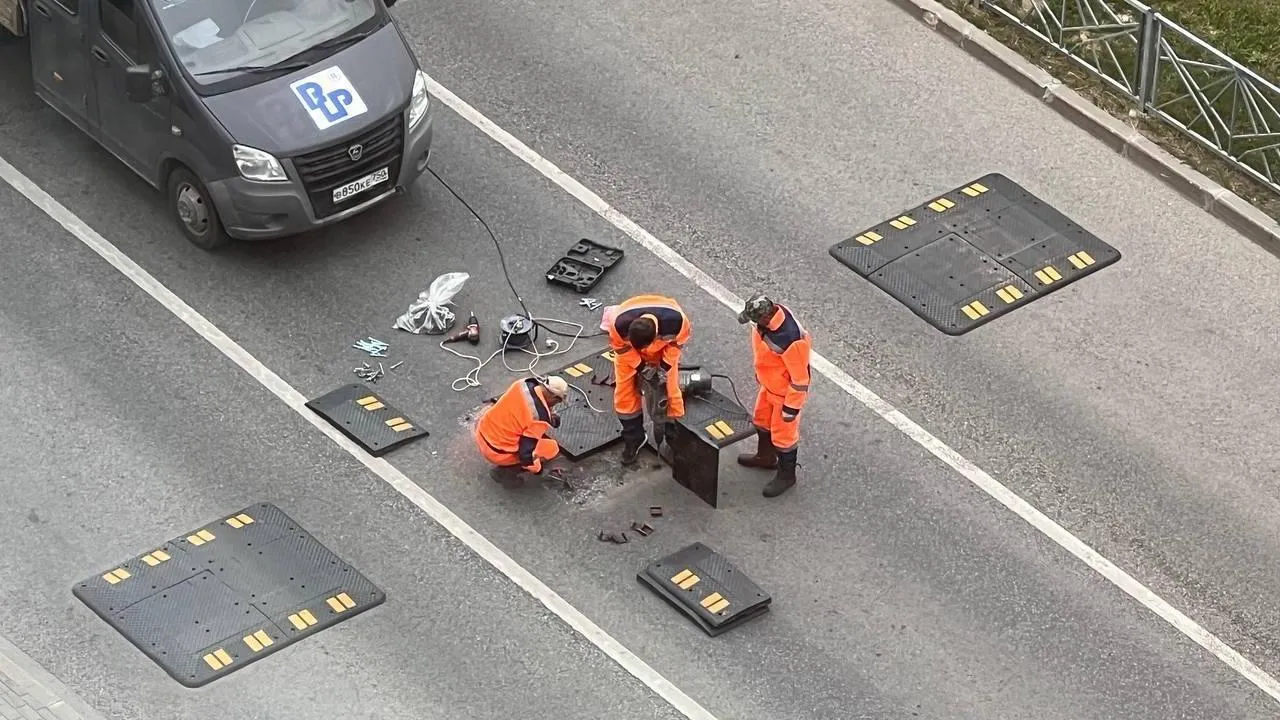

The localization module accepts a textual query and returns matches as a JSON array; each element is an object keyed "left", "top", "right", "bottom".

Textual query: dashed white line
[{"left": 418, "top": 75, "right": 1280, "bottom": 706}]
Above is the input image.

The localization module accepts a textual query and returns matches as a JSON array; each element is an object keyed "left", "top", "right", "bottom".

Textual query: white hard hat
[{"left": 544, "top": 376, "right": 569, "bottom": 398}]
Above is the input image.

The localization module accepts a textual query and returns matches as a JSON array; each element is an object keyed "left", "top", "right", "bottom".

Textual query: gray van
[{"left": 1, "top": 0, "right": 434, "bottom": 249}]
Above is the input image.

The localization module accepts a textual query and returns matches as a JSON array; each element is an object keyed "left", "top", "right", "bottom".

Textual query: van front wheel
[{"left": 167, "top": 167, "right": 229, "bottom": 251}]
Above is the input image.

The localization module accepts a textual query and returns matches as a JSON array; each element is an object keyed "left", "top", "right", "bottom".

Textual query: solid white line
[
  {"left": 418, "top": 76, "right": 1280, "bottom": 705},
  {"left": 0, "top": 155, "right": 721, "bottom": 720}
]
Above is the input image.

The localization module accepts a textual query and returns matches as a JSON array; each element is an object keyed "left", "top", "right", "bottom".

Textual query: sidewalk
[{"left": 0, "top": 634, "right": 104, "bottom": 720}]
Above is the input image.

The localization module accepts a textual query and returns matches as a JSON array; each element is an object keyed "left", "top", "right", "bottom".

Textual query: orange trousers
[
  {"left": 473, "top": 427, "right": 560, "bottom": 472},
  {"left": 751, "top": 388, "right": 800, "bottom": 451}
]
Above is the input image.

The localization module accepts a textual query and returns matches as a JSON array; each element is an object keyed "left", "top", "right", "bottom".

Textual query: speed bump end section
[
  {"left": 306, "top": 384, "right": 428, "bottom": 457},
  {"left": 829, "top": 173, "right": 1120, "bottom": 335},
  {"left": 637, "top": 542, "right": 771, "bottom": 636},
  {"left": 72, "top": 503, "right": 386, "bottom": 687}
]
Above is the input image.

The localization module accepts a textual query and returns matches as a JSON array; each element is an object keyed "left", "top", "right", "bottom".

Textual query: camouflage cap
[{"left": 737, "top": 293, "right": 774, "bottom": 324}]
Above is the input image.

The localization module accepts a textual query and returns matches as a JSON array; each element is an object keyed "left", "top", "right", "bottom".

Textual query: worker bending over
[
  {"left": 607, "top": 294, "right": 692, "bottom": 465},
  {"left": 474, "top": 376, "right": 569, "bottom": 487},
  {"left": 736, "top": 294, "right": 811, "bottom": 497}
]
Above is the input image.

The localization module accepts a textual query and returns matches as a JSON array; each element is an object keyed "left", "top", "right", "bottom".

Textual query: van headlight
[
  {"left": 233, "top": 144, "right": 288, "bottom": 183},
  {"left": 408, "top": 69, "right": 430, "bottom": 129}
]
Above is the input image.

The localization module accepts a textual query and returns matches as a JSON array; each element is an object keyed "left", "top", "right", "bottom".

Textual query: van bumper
[{"left": 206, "top": 109, "right": 435, "bottom": 241}]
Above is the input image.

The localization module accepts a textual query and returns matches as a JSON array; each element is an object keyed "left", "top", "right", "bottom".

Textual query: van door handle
[
  {"left": 33, "top": 2, "right": 50, "bottom": 18},
  {"left": 91, "top": 46, "right": 110, "bottom": 65}
]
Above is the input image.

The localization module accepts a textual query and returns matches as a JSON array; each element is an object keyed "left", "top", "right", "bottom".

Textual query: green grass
[
  {"left": 941, "top": 0, "right": 1280, "bottom": 222},
  {"left": 1153, "top": 0, "right": 1280, "bottom": 82}
]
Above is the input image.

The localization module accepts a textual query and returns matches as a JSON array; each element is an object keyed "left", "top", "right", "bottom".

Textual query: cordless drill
[{"left": 443, "top": 312, "right": 480, "bottom": 345}]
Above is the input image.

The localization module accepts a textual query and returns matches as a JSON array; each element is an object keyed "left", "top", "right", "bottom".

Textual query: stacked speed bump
[
  {"left": 72, "top": 503, "right": 385, "bottom": 687},
  {"left": 637, "top": 542, "right": 771, "bottom": 636}
]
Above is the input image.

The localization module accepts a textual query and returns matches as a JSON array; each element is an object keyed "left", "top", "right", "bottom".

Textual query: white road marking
[
  {"left": 418, "top": 76, "right": 1280, "bottom": 705},
  {"left": 0, "top": 155, "right": 720, "bottom": 720}
]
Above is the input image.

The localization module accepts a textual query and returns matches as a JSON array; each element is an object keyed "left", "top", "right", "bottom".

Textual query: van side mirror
[{"left": 125, "top": 64, "right": 157, "bottom": 103}]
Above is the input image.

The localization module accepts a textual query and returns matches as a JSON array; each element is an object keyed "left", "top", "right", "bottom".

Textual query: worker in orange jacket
[
  {"left": 474, "top": 376, "right": 569, "bottom": 487},
  {"left": 736, "top": 294, "right": 811, "bottom": 497},
  {"left": 607, "top": 294, "right": 692, "bottom": 465}
]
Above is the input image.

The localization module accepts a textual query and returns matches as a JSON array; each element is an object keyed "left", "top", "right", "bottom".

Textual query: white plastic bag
[{"left": 394, "top": 272, "right": 470, "bottom": 334}]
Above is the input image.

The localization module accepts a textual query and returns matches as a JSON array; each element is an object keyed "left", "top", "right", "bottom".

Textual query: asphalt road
[{"left": 1, "top": 1, "right": 1280, "bottom": 719}]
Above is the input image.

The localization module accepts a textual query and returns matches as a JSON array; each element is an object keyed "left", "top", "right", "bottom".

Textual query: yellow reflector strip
[
  {"left": 708, "top": 598, "right": 731, "bottom": 613},
  {"left": 203, "top": 653, "right": 224, "bottom": 670},
  {"left": 971, "top": 301, "right": 989, "bottom": 316},
  {"left": 244, "top": 634, "right": 263, "bottom": 652},
  {"left": 1034, "top": 270, "right": 1052, "bottom": 284},
  {"left": 574, "top": 363, "right": 592, "bottom": 373},
  {"left": 326, "top": 597, "right": 346, "bottom": 613},
  {"left": 391, "top": 422, "right": 414, "bottom": 432},
  {"left": 855, "top": 234, "right": 875, "bottom": 246},
  {"left": 714, "top": 420, "right": 734, "bottom": 436},
  {"left": 705, "top": 424, "right": 725, "bottom": 440},
  {"left": 364, "top": 401, "right": 385, "bottom": 411},
  {"left": 889, "top": 220, "right": 906, "bottom": 230},
  {"left": 1068, "top": 254, "right": 1086, "bottom": 269},
  {"left": 1077, "top": 250, "right": 1095, "bottom": 265},
  {"left": 214, "top": 649, "right": 232, "bottom": 666},
  {"left": 254, "top": 630, "right": 273, "bottom": 647},
  {"left": 671, "top": 569, "right": 693, "bottom": 584},
  {"left": 235, "top": 514, "right": 253, "bottom": 525},
  {"left": 962, "top": 187, "right": 979, "bottom": 197},
  {"left": 899, "top": 216, "right": 916, "bottom": 226},
  {"left": 1006, "top": 285, "right": 1023, "bottom": 299},
  {"left": 337, "top": 593, "right": 355, "bottom": 609},
  {"left": 288, "top": 614, "right": 307, "bottom": 630},
  {"left": 356, "top": 396, "right": 377, "bottom": 406},
  {"left": 1044, "top": 266, "right": 1062, "bottom": 281},
  {"left": 385, "top": 417, "right": 405, "bottom": 426},
  {"left": 700, "top": 592, "right": 724, "bottom": 609},
  {"left": 961, "top": 305, "right": 980, "bottom": 320},
  {"left": 299, "top": 610, "right": 317, "bottom": 625},
  {"left": 865, "top": 231, "right": 882, "bottom": 241},
  {"left": 226, "top": 517, "right": 243, "bottom": 529},
  {"left": 996, "top": 288, "right": 1012, "bottom": 303},
  {"left": 678, "top": 575, "right": 701, "bottom": 590},
  {"left": 971, "top": 182, "right": 988, "bottom": 192},
  {"left": 564, "top": 367, "right": 582, "bottom": 377}
]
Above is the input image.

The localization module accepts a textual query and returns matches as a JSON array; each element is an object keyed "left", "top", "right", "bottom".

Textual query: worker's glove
[
  {"left": 549, "top": 412, "right": 561, "bottom": 429},
  {"left": 523, "top": 458, "right": 543, "bottom": 475},
  {"left": 781, "top": 406, "right": 800, "bottom": 422}
]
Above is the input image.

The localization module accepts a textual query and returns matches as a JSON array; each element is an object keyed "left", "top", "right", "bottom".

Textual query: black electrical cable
[
  {"left": 426, "top": 166, "right": 605, "bottom": 340},
  {"left": 710, "top": 373, "right": 747, "bottom": 410}
]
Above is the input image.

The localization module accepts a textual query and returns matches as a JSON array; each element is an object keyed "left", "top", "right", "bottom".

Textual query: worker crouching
[
  {"left": 474, "top": 376, "right": 569, "bottom": 488},
  {"left": 736, "top": 294, "right": 811, "bottom": 497},
  {"left": 607, "top": 294, "right": 692, "bottom": 465}
]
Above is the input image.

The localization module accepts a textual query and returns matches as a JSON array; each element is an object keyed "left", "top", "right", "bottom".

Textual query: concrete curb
[
  {"left": 0, "top": 634, "right": 107, "bottom": 720},
  {"left": 891, "top": 0, "right": 1280, "bottom": 256}
]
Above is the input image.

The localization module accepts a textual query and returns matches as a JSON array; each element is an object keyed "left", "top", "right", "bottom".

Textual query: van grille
[{"left": 294, "top": 114, "right": 404, "bottom": 220}]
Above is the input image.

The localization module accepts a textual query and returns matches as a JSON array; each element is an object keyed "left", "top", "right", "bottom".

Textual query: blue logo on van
[{"left": 290, "top": 66, "right": 368, "bottom": 131}]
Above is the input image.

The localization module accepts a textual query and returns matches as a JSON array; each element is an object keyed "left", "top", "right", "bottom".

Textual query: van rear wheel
[{"left": 167, "top": 167, "right": 229, "bottom": 251}]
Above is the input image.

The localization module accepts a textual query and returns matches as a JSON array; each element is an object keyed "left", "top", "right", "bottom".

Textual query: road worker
[
  {"left": 474, "top": 375, "right": 569, "bottom": 487},
  {"left": 735, "top": 294, "right": 811, "bottom": 497},
  {"left": 607, "top": 294, "right": 692, "bottom": 465}
]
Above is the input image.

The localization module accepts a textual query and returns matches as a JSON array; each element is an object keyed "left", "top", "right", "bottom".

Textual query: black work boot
[
  {"left": 620, "top": 417, "right": 645, "bottom": 466},
  {"left": 489, "top": 466, "right": 524, "bottom": 489},
  {"left": 737, "top": 429, "right": 779, "bottom": 469},
  {"left": 762, "top": 449, "right": 797, "bottom": 498}
]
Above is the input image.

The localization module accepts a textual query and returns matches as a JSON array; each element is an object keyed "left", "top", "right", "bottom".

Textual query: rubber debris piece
[{"left": 598, "top": 531, "right": 629, "bottom": 544}]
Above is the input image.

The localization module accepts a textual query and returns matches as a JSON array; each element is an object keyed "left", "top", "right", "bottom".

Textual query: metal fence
[{"left": 971, "top": 0, "right": 1280, "bottom": 196}]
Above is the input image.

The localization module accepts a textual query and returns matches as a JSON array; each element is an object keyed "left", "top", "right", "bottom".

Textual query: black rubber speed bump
[
  {"left": 829, "top": 173, "right": 1121, "bottom": 335},
  {"left": 670, "top": 389, "right": 754, "bottom": 508},
  {"left": 72, "top": 503, "right": 385, "bottom": 687},
  {"left": 306, "top": 383, "right": 427, "bottom": 456},
  {"left": 637, "top": 542, "right": 771, "bottom": 636},
  {"left": 545, "top": 348, "right": 622, "bottom": 460}
]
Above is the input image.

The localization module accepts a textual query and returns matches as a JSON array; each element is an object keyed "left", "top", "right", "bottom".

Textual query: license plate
[{"left": 332, "top": 167, "right": 390, "bottom": 204}]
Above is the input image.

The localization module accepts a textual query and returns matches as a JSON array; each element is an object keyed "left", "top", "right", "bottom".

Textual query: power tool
[{"left": 443, "top": 312, "right": 480, "bottom": 345}]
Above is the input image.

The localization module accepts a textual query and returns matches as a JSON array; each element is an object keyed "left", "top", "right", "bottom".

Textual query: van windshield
[{"left": 149, "top": 0, "right": 383, "bottom": 90}]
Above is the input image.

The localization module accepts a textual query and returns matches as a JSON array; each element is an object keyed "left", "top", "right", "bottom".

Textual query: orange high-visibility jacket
[
  {"left": 476, "top": 378, "right": 558, "bottom": 468},
  {"left": 751, "top": 304, "right": 811, "bottom": 416},
  {"left": 608, "top": 294, "right": 691, "bottom": 416}
]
